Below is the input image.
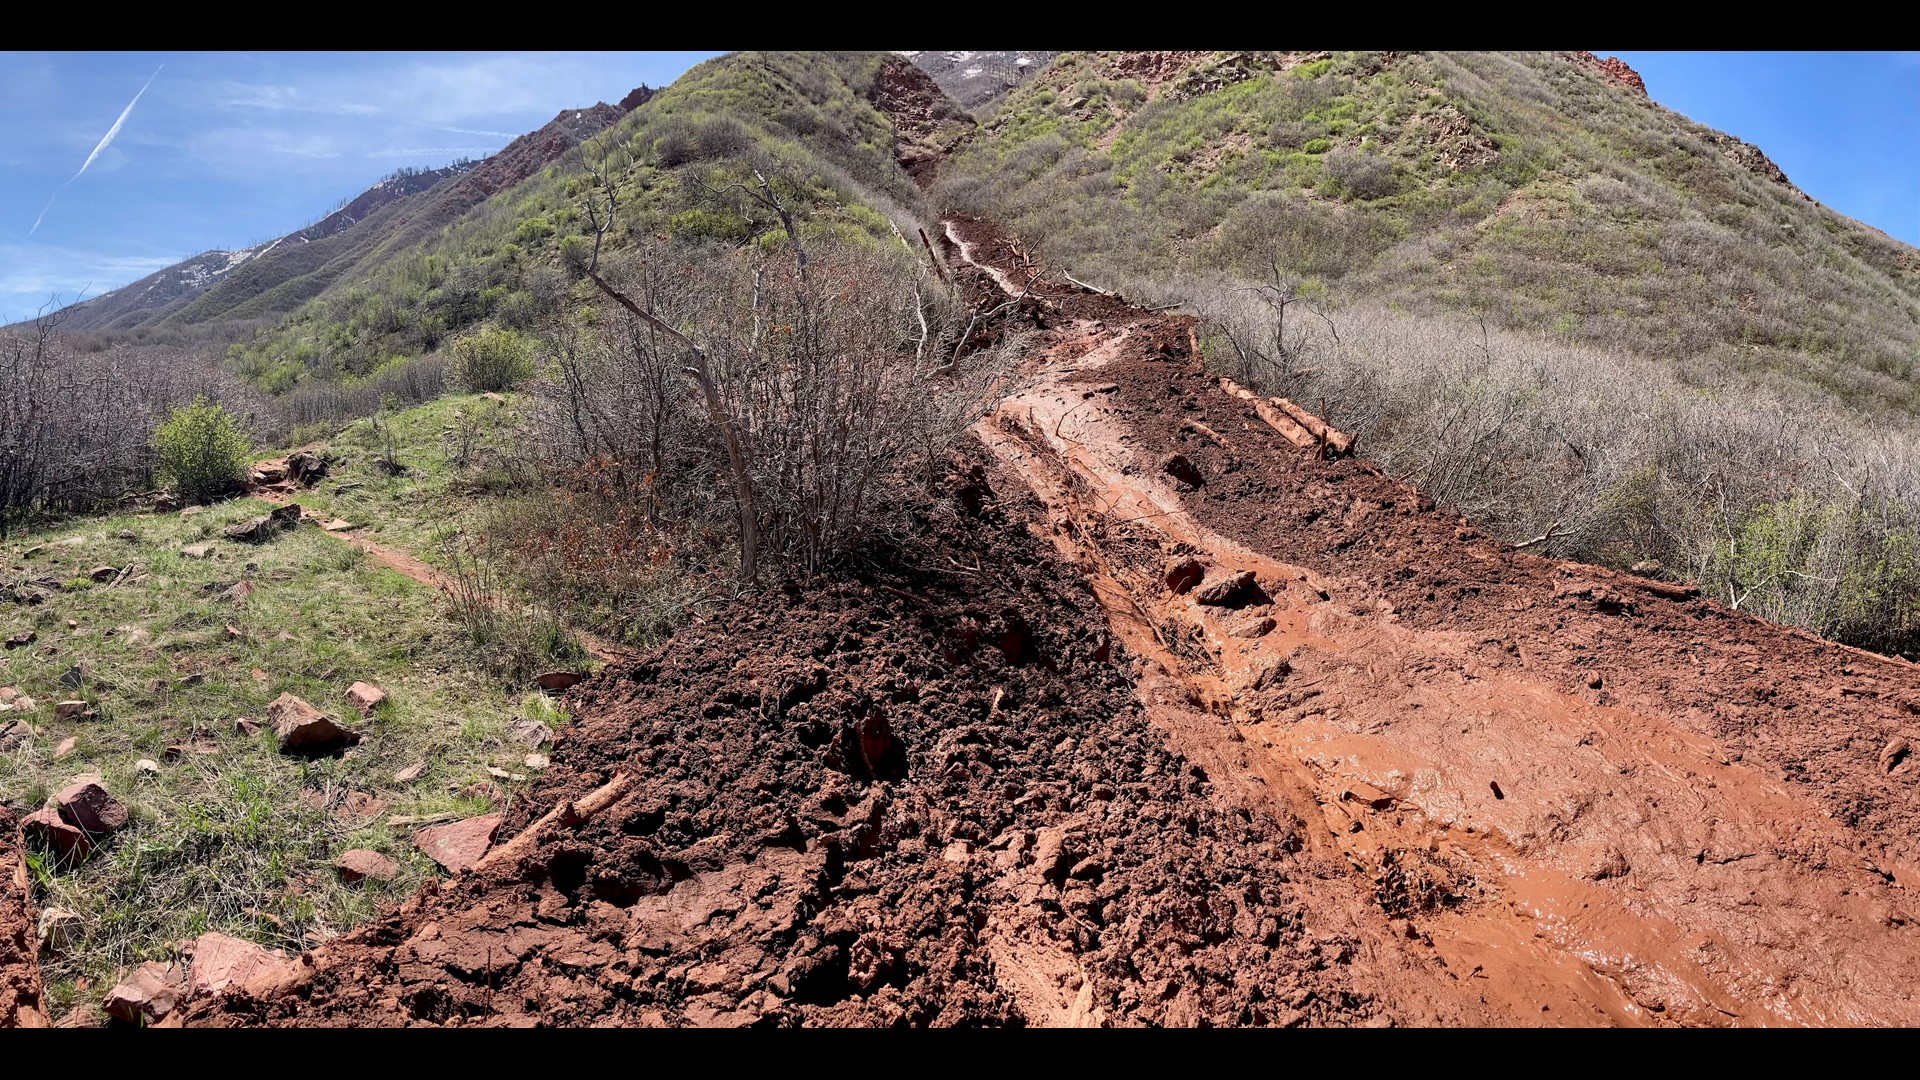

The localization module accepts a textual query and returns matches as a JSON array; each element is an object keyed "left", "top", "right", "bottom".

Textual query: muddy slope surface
[
  {"left": 2, "top": 809, "right": 45, "bottom": 1027},
  {"left": 948, "top": 215, "right": 1920, "bottom": 1026},
  {"left": 171, "top": 210, "right": 1920, "bottom": 1027},
  {"left": 187, "top": 453, "right": 1453, "bottom": 1027}
]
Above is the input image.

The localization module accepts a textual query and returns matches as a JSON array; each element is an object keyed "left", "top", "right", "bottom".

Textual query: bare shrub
[
  {"left": 0, "top": 312, "right": 279, "bottom": 530},
  {"left": 1178, "top": 279, "right": 1920, "bottom": 656},
  {"left": 441, "top": 532, "right": 585, "bottom": 681}
]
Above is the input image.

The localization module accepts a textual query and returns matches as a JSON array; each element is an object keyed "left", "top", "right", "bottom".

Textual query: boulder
[
  {"left": 334, "top": 849, "right": 400, "bottom": 884},
  {"left": 222, "top": 503, "right": 302, "bottom": 542},
  {"left": 54, "top": 777, "right": 129, "bottom": 835},
  {"left": 415, "top": 814, "right": 502, "bottom": 873},
  {"left": 187, "top": 932, "right": 291, "bottom": 997},
  {"left": 267, "top": 693, "right": 360, "bottom": 756},
  {"left": 535, "top": 671, "right": 583, "bottom": 692},
  {"left": 344, "top": 681, "right": 386, "bottom": 716},
  {"left": 102, "top": 961, "right": 185, "bottom": 1025},
  {"left": 20, "top": 808, "right": 90, "bottom": 863},
  {"left": 286, "top": 450, "right": 330, "bottom": 487},
  {"left": 1164, "top": 556, "right": 1205, "bottom": 596}
]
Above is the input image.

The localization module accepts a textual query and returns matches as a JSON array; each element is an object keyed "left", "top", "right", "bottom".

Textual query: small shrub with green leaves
[
  {"left": 153, "top": 397, "right": 251, "bottom": 504},
  {"left": 448, "top": 326, "right": 534, "bottom": 393}
]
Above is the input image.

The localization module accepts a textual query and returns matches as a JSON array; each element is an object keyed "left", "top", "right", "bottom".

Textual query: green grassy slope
[
  {"left": 937, "top": 50, "right": 1920, "bottom": 412},
  {"left": 219, "top": 51, "right": 945, "bottom": 393}
]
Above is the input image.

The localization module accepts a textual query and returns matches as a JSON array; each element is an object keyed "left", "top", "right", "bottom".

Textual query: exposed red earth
[{"left": 12, "top": 57, "right": 1920, "bottom": 1023}]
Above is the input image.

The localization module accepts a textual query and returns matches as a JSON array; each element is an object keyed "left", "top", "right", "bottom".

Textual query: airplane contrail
[{"left": 30, "top": 64, "right": 164, "bottom": 235}]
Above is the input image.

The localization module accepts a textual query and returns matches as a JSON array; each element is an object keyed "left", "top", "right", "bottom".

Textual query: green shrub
[
  {"left": 1303, "top": 138, "right": 1333, "bottom": 155},
  {"left": 153, "top": 397, "right": 251, "bottom": 504},
  {"left": 448, "top": 326, "right": 535, "bottom": 393}
]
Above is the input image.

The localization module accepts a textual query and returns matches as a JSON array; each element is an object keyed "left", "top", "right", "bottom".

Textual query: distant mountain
[
  {"left": 39, "top": 99, "right": 635, "bottom": 339},
  {"left": 51, "top": 165, "right": 470, "bottom": 334},
  {"left": 902, "top": 51, "right": 1055, "bottom": 110}
]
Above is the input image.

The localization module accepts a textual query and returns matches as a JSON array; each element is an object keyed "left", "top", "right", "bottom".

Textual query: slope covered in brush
[
  {"left": 221, "top": 51, "right": 963, "bottom": 393},
  {"left": 937, "top": 50, "right": 1920, "bottom": 412}
]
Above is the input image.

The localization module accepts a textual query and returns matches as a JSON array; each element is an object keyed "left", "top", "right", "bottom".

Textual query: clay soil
[{"left": 23, "top": 211, "right": 1920, "bottom": 1027}]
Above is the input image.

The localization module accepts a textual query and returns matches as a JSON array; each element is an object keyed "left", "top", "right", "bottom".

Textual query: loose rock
[
  {"left": 54, "top": 777, "right": 129, "bottom": 835},
  {"left": 344, "top": 681, "right": 386, "bottom": 716},
  {"left": 1164, "top": 556, "right": 1205, "bottom": 595},
  {"left": 187, "top": 932, "right": 291, "bottom": 997},
  {"left": 267, "top": 693, "right": 360, "bottom": 756},
  {"left": 1194, "top": 570, "right": 1259, "bottom": 607},
  {"left": 334, "top": 849, "right": 400, "bottom": 884},
  {"left": 415, "top": 814, "right": 501, "bottom": 873},
  {"left": 88, "top": 566, "right": 118, "bottom": 583},
  {"left": 53, "top": 701, "right": 87, "bottom": 722},
  {"left": 103, "top": 962, "right": 185, "bottom": 1024},
  {"left": 20, "top": 808, "right": 90, "bottom": 863},
  {"left": 180, "top": 544, "right": 213, "bottom": 559}
]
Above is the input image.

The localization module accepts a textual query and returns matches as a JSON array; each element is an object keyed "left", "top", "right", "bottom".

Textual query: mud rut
[
  {"left": 946, "top": 218, "right": 1920, "bottom": 1026},
  {"left": 14, "top": 213, "right": 1920, "bottom": 1028}
]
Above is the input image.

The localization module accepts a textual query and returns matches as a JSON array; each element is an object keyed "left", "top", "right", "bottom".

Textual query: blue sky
[
  {"left": 0, "top": 51, "right": 722, "bottom": 323},
  {"left": 1603, "top": 51, "right": 1920, "bottom": 246},
  {"left": 3, "top": 52, "right": 1916, "bottom": 325}
]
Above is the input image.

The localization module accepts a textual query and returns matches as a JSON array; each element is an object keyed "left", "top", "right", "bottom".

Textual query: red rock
[
  {"left": 267, "top": 692, "right": 360, "bottom": 755},
  {"left": 102, "top": 961, "right": 185, "bottom": 1025},
  {"left": 335, "top": 849, "right": 400, "bottom": 884},
  {"left": 233, "top": 717, "right": 262, "bottom": 736},
  {"left": 21, "top": 807, "right": 91, "bottom": 863},
  {"left": 1193, "top": 569, "right": 1258, "bottom": 607},
  {"left": 53, "top": 701, "right": 88, "bottom": 721},
  {"left": 393, "top": 762, "right": 424, "bottom": 783},
  {"left": 52, "top": 736, "right": 76, "bottom": 760},
  {"left": 535, "top": 671, "right": 583, "bottom": 691},
  {"left": 345, "top": 681, "right": 386, "bottom": 716},
  {"left": 1164, "top": 556, "right": 1205, "bottom": 595},
  {"left": 187, "top": 932, "right": 291, "bottom": 997},
  {"left": 54, "top": 777, "right": 128, "bottom": 835},
  {"left": 415, "top": 814, "right": 501, "bottom": 873}
]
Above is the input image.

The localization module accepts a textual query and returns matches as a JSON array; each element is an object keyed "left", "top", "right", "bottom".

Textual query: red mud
[
  {"left": 26, "top": 206, "right": 1920, "bottom": 1026},
  {"left": 2, "top": 808, "right": 46, "bottom": 1027}
]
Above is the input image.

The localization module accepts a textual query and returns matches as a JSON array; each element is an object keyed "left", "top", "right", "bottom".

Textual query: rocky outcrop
[{"left": 1567, "top": 51, "right": 1649, "bottom": 96}]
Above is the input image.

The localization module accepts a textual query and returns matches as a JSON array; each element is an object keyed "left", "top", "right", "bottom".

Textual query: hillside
[
  {"left": 50, "top": 166, "right": 474, "bottom": 336},
  {"left": 902, "top": 51, "right": 1057, "bottom": 110},
  {"left": 936, "top": 51, "right": 1920, "bottom": 412},
  {"left": 13, "top": 50, "right": 1920, "bottom": 1030}
]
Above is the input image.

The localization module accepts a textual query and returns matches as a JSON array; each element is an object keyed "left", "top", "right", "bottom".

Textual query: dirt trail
[
  {"left": 250, "top": 485, "right": 623, "bottom": 664},
  {"left": 947, "top": 217, "right": 1920, "bottom": 1026}
]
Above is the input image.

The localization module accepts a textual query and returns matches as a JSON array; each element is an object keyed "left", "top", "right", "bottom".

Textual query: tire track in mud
[{"left": 948, "top": 217, "right": 1920, "bottom": 1026}]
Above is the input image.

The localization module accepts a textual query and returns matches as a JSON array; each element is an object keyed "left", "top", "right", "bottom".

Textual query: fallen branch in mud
[
  {"left": 1062, "top": 270, "right": 1114, "bottom": 297},
  {"left": 918, "top": 227, "right": 949, "bottom": 285},
  {"left": 1269, "top": 397, "right": 1355, "bottom": 456},
  {"left": 474, "top": 772, "right": 634, "bottom": 872},
  {"left": 1217, "top": 377, "right": 1317, "bottom": 450},
  {"left": 1179, "top": 418, "right": 1232, "bottom": 448},
  {"left": 1509, "top": 521, "right": 1568, "bottom": 551}
]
